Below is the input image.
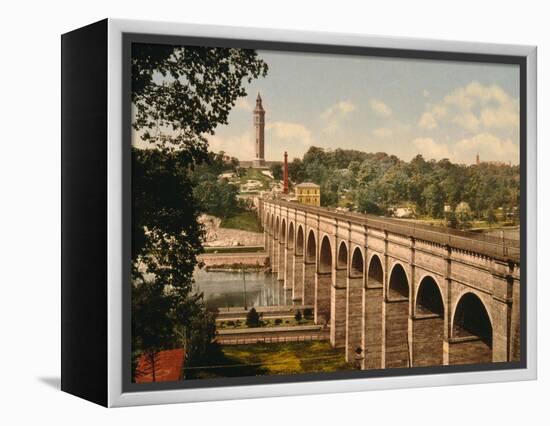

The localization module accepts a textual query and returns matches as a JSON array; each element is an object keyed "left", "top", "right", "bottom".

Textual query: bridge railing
[{"left": 261, "top": 199, "right": 520, "bottom": 263}]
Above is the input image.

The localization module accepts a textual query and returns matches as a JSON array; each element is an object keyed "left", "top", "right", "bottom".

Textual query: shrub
[
  {"left": 274, "top": 318, "right": 283, "bottom": 326},
  {"left": 294, "top": 310, "right": 303, "bottom": 322},
  {"left": 246, "top": 308, "right": 261, "bottom": 327},
  {"left": 226, "top": 320, "right": 235, "bottom": 327}
]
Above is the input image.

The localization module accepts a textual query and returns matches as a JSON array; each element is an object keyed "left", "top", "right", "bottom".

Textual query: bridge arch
[
  {"left": 319, "top": 235, "right": 333, "bottom": 273},
  {"left": 452, "top": 292, "right": 493, "bottom": 343},
  {"left": 363, "top": 253, "right": 384, "bottom": 369},
  {"left": 288, "top": 222, "right": 295, "bottom": 248},
  {"left": 450, "top": 292, "right": 493, "bottom": 364},
  {"left": 337, "top": 241, "right": 348, "bottom": 269},
  {"left": 306, "top": 230, "right": 316, "bottom": 263},
  {"left": 275, "top": 216, "right": 279, "bottom": 238},
  {"left": 385, "top": 262, "right": 410, "bottom": 368},
  {"left": 296, "top": 225, "right": 304, "bottom": 255},
  {"left": 302, "top": 229, "right": 317, "bottom": 306},
  {"left": 367, "top": 254, "right": 384, "bottom": 286},
  {"left": 316, "top": 235, "right": 333, "bottom": 324},
  {"left": 412, "top": 275, "right": 445, "bottom": 366},
  {"left": 351, "top": 247, "right": 364, "bottom": 278},
  {"left": 280, "top": 218, "right": 286, "bottom": 241},
  {"left": 388, "top": 263, "right": 409, "bottom": 299},
  {"left": 416, "top": 275, "right": 444, "bottom": 316}
]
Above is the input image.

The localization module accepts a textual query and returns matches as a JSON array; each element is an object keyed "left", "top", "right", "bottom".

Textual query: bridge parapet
[{"left": 261, "top": 199, "right": 519, "bottom": 263}]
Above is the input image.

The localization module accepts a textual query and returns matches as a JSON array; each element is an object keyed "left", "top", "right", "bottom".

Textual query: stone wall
[{"left": 412, "top": 315, "right": 444, "bottom": 366}]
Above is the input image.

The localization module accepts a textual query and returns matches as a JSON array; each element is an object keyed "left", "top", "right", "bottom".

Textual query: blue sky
[
  {"left": 208, "top": 50, "right": 520, "bottom": 165},
  {"left": 133, "top": 49, "right": 520, "bottom": 165}
]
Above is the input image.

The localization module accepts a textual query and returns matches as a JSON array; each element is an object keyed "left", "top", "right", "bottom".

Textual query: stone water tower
[{"left": 252, "top": 92, "right": 266, "bottom": 168}]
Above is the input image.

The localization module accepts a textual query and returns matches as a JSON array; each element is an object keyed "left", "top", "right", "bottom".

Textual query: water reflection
[{"left": 193, "top": 269, "right": 294, "bottom": 310}]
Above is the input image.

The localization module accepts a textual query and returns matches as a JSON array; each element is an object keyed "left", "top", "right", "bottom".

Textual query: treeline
[{"left": 287, "top": 147, "right": 519, "bottom": 223}]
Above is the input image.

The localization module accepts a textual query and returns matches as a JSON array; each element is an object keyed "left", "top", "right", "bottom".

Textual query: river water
[{"left": 193, "top": 269, "right": 295, "bottom": 310}]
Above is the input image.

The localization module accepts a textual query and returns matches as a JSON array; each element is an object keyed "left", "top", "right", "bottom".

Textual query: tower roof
[{"left": 254, "top": 92, "right": 264, "bottom": 112}]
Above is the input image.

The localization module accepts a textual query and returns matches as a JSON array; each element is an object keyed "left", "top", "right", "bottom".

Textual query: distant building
[
  {"left": 391, "top": 206, "right": 414, "bottom": 218},
  {"left": 252, "top": 93, "right": 266, "bottom": 168},
  {"left": 295, "top": 182, "right": 320, "bottom": 206}
]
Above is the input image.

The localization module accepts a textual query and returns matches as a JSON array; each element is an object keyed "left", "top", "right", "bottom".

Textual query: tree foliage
[
  {"left": 131, "top": 43, "right": 267, "bottom": 380},
  {"left": 270, "top": 163, "right": 283, "bottom": 181},
  {"left": 132, "top": 43, "right": 268, "bottom": 145},
  {"left": 290, "top": 146, "right": 519, "bottom": 222},
  {"left": 246, "top": 308, "right": 261, "bottom": 327}
]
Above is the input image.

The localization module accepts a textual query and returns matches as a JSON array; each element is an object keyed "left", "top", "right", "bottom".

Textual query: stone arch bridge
[{"left": 259, "top": 199, "right": 520, "bottom": 369}]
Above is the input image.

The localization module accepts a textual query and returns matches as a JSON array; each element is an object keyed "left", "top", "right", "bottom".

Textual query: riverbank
[{"left": 199, "top": 214, "right": 264, "bottom": 247}]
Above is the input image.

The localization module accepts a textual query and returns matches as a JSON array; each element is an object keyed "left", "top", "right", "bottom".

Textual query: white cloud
[
  {"left": 207, "top": 121, "right": 313, "bottom": 162},
  {"left": 234, "top": 98, "right": 253, "bottom": 111},
  {"left": 412, "top": 137, "right": 451, "bottom": 160},
  {"left": 411, "top": 133, "right": 518, "bottom": 164},
  {"left": 372, "top": 127, "right": 393, "bottom": 139},
  {"left": 320, "top": 100, "right": 356, "bottom": 133},
  {"left": 452, "top": 111, "right": 480, "bottom": 132},
  {"left": 266, "top": 121, "right": 313, "bottom": 159},
  {"left": 418, "top": 112, "right": 437, "bottom": 130},
  {"left": 369, "top": 98, "right": 392, "bottom": 118},
  {"left": 421, "top": 81, "right": 519, "bottom": 132},
  {"left": 320, "top": 100, "right": 356, "bottom": 120},
  {"left": 454, "top": 133, "right": 518, "bottom": 163},
  {"left": 207, "top": 130, "right": 255, "bottom": 160},
  {"left": 480, "top": 106, "right": 518, "bottom": 129}
]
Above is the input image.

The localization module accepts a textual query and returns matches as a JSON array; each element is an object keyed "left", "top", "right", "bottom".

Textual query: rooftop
[{"left": 296, "top": 182, "right": 320, "bottom": 188}]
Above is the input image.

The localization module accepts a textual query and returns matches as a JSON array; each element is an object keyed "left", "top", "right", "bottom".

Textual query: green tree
[
  {"left": 132, "top": 280, "right": 177, "bottom": 382},
  {"left": 131, "top": 43, "right": 268, "bottom": 378},
  {"left": 246, "top": 308, "right": 261, "bottom": 327},
  {"left": 270, "top": 163, "right": 283, "bottom": 181},
  {"left": 455, "top": 201, "right": 473, "bottom": 229},
  {"left": 194, "top": 178, "right": 239, "bottom": 218},
  {"left": 288, "top": 158, "right": 306, "bottom": 183},
  {"left": 422, "top": 183, "right": 445, "bottom": 218},
  {"left": 486, "top": 204, "right": 497, "bottom": 224},
  {"left": 445, "top": 211, "right": 459, "bottom": 229}
]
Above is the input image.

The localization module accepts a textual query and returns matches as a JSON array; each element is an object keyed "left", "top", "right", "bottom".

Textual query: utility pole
[{"left": 242, "top": 266, "right": 248, "bottom": 310}]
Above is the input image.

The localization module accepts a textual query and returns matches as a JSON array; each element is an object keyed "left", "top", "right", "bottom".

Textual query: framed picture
[{"left": 61, "top": 19, "right": 537, "bottom": 407}]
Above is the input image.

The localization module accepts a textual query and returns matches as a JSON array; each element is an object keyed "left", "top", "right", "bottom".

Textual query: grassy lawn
[
  {"left": 220, "top": 210, "right": 263, "bottom": 233},
  {"left": 234, "top": 167, "right": 273, "bottom": 190},
  {"left": 186, "top": 341, "right": 353, "bottom": 379}
]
